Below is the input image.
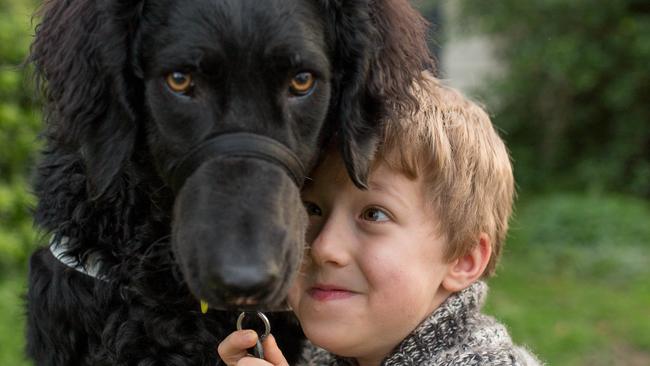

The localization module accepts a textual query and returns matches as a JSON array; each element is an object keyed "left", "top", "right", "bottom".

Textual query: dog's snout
[{"left": 173, "top": 158, "right": 305, "bottom": 307}]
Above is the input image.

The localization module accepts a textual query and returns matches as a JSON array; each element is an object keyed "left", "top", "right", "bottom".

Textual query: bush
[
  {"left": 0, "top": 0, "right": 41, "bottom": 272},
  {"left": 457, "top": 0, "right": 650, "bottom": 198},
  {"left": 507, "top": 192, "right": 650, "bottom": 282}
]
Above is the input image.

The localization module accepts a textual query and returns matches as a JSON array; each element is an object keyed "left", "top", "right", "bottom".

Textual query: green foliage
[
  {"left": 0, "top": 0, "right": 41, "bottom": 272},
  {"left": 458, "top": 0, "right": 650, "bottom": 198}
]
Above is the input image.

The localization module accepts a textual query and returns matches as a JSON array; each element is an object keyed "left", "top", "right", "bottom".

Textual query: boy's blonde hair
[{"left": 376, "top": 73, "right": 514, "bottom": 277}]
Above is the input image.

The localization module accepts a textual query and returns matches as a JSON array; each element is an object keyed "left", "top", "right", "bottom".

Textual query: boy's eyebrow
[{"left": 367, "top": 180, "right": 409, "bottom": 209}]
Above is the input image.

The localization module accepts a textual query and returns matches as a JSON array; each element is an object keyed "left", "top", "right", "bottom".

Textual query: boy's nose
[{"left": 309, "top": 213, "right": 352, "bottom": 267}]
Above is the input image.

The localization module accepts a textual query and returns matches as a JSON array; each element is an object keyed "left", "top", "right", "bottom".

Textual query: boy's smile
[
  {"left": 288, "top": 149, "right": 455, "bottom": 365},
  {"left": 307, "top": 283, "right": 358, "bottom": 301}
]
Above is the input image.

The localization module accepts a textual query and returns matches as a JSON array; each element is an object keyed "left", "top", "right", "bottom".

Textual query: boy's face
[{"left": 288, "top": 149, "right": 454, "bottom": 363}]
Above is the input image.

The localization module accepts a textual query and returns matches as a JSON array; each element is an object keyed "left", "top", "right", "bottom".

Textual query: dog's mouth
[
  {"left": 171, "top": 155, "right": 307, "bottom": 311},
  {"left": 194, "top": 250, "right": 296, "bottom": 312},
  {"left": 200, "top": 296, "right": 291, "bottom": 313}
]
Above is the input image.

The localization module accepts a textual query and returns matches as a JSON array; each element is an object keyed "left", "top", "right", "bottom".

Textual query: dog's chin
[
  {"left": 215, "top": 286, "right": 293, "bottom": 312},
  {"left": 171, "top": 157, "right": 307, "bottom": 311}
]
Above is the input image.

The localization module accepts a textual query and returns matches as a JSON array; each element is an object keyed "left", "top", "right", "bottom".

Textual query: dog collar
[
  {"left": 169, "top": 132, "right": 306, "bottom": 192},
  {"left": 49, "top": 236, "right": 107, "bottom": 281}
]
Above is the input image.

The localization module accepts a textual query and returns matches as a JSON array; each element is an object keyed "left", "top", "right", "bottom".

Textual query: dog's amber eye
[
  {"left": 166, "top": 72, "right": 193, "bottom": 94},
  {"left": 289, "top": 72, "right": 315, "bottom": 96}
]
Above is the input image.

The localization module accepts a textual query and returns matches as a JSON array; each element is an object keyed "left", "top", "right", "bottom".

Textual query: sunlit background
[{"left": 1, "top": 0, "right": 648, "bottom": 364}]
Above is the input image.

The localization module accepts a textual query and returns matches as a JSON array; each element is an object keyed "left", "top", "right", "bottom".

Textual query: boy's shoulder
[
  {"left": 389, "top": 282, "right": 543, "bottom": 366},
  {"left": 433, "top": 311, "right": 543, "bottom": 365},
  {"left": 390, "top": 308, "right": 542, "bottom": 366},
  {"left": 428, "top": 285, "right": 543, "bottom": 366}
]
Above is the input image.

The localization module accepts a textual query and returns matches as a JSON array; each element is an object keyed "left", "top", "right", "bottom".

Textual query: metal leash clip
[{"left": 236, "top": 311, "right": 271, "bottom": 359}]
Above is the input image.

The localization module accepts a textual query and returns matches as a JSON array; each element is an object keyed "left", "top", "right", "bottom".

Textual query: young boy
[{"left": 218, "top": 73, "right": 541, "bottom": 366}]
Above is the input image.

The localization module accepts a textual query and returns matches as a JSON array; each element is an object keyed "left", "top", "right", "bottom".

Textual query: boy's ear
[{"left": 442, "top": 233, "right": 492, "bottom": 292}]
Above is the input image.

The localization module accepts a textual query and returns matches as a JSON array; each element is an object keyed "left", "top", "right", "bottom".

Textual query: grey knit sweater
[{"left": 297, "top": 281, "right": 542, "bottom": 366}]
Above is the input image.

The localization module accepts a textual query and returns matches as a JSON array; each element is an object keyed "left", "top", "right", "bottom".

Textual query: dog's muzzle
[{"left": 169, "top": 132, "right": 306, "bottom": 192}]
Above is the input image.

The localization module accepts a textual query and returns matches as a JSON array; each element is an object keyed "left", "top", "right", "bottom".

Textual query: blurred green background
[{"left": 1, "top": 0, "right": 648, "bottom": 364}]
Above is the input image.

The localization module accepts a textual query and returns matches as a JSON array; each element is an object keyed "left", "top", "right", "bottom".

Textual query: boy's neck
[
  {"left": 351, "top": 288, "right": 455, "bottom": 366},
  {"left": 355, "top": 355, "right": 385, "bottom": 366}
]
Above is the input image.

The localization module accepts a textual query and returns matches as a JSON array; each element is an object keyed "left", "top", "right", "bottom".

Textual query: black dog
[{"left": 26, "top": 0, "right": 432, "bottom": 364}]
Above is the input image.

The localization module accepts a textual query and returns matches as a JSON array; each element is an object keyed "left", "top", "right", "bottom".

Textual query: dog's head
[{"left": 31, "top": 0, "right": 431, "bottom": 309}]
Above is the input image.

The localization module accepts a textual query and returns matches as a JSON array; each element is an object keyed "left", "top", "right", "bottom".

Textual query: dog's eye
[
  {"left": 166, "top": 72, "right": 193, "bottom": 94},
  {"left": 289, "top": 72, "right": 315, "bottom": 96}
]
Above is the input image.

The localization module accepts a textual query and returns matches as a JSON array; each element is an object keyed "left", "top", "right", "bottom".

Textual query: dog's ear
[
  {"left": 322, "top": 0, "right": 432, "bottom": 188},
  {"left": 30, "top": 0, "right": 145, "bottom": 200}
]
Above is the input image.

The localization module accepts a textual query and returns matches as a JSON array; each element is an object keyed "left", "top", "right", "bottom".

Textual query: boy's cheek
[
  {"left": 288, "top": 259, "right": 312, "bottom": 310},
  {"left": 286, "top": 280, "right": 303, "bottom": 311}
]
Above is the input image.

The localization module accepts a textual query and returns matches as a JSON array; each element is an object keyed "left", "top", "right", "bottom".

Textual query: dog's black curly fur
[{"left": 25, "top": 0, "right": 432, "bottom": 365}]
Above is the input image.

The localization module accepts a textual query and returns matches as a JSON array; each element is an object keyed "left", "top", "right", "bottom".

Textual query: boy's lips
[{"left": 308, "top": 284, "right": 357, "bottom": 301}]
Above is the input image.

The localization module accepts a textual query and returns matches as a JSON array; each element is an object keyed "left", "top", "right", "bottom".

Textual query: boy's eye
[
  {"left": 361, "top": 207, "right": 390, "bottom": 222},
  {"left": 303, "top": 201, "right": 322, "bottom": 216}
]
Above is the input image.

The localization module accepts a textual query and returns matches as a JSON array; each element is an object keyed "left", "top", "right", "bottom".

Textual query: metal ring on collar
[{"left": 236, "top": 311, "right": 271, "bottom": 338}]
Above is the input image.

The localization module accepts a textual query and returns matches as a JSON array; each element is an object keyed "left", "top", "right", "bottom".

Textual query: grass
[
  {"left": 484, "top": 192, "right": 650, "bottom": 365},
  {"left": 0, "top": 191, "right": 649, "bottom": 365},
  {"left": 0, "top": 272, "right": 30, "bottom": 366}
]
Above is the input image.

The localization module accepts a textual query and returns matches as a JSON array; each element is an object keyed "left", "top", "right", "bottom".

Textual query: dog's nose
[{"left": 211, "top": 265, "right": 279, "bottom": 299}]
